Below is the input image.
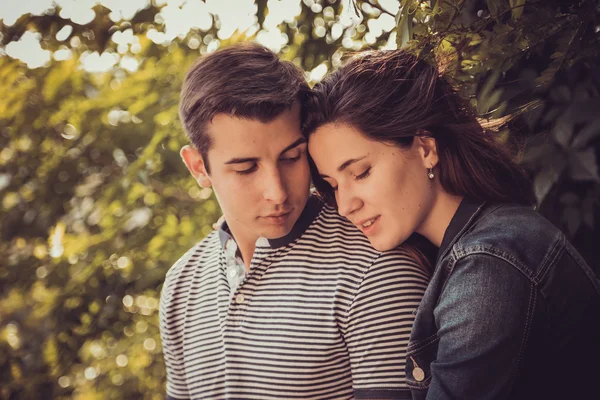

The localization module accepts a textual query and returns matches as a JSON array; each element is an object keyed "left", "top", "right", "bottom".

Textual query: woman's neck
[{"left": 418, "top": 192, "right": 464, "bottom": 248}]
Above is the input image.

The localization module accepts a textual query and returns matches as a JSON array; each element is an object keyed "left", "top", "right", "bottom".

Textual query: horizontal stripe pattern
[{"left": 160, "top": 205, "right": 429, "bottom": 399}]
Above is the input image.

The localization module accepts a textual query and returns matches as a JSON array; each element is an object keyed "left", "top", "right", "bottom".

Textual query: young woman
[{"left": 303, "top": 50, "right": 600, "bottom": 400}]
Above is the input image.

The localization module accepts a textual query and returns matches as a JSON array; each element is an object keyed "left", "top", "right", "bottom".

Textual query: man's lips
[
  {"left": 260, "top": 211, "right": 293, "bottom": 224},
  {"left": 262, "top": 211, "right": 292, "bottom": 218}
]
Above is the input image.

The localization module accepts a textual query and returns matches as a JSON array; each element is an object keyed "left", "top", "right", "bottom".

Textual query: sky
[{"left": 0, "top": 0, "right": 400, "bottom": 74}]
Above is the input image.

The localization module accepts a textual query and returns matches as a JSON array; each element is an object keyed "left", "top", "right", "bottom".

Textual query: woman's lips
[{"left": 357, "top": 215, "right": 380, "bottom": 235}]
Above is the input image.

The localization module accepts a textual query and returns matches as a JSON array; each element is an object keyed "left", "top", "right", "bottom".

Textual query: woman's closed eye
[
  {"left": 323, "top": 167, "right": 371, "bottom": 191},
  {"left": 355, "top": 166, "right": 371, "bottom": 180}
]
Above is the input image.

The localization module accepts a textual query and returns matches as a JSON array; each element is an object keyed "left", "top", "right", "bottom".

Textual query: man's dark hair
[{"left": 179, "top": 42, "right": 309, "bottom": 173}]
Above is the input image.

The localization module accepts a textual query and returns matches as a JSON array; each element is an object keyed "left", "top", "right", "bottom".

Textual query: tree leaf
[
  {"left": 572, "top": 119, "right": 600, "bottom": 149},
  {"left": 534, "top": 156, "right": 567, "bottom": 203},
  {"left": 395, "top": 1, "right": 412, "bottom": 49},
  {"left": 569, "top": 148, "right": 600, "bottom": 182},
  {"left": 552, "top": 121, "right": 574, "bottom": 149},
  {"left": 477, "top": 69, "right": 501, "bottom": 114},
  {"left": 582, "top": 195, "right": 596, "bottom": 229},
  {"left": 563, "top": 206, "right": 582, "bottom": 236},
  {"left": 559, "top": 192, "right": 579, "bottom": 205},
  {"left": 487, "top": 0, "right": 499, "bottom": 17},
  {"left": 509, "top": 0, "right": 527, "bottom": 20}
]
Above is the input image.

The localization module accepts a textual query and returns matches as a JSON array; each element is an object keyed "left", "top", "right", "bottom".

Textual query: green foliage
[
  {"left": 388, "top": 0, "right": 600, "bottom": 253},
  {"left": 356, "top": 0, "right": 599, "bottom": 254},
  {"left": 0, "top": 0, "right": 599, "bottom": 399},
  {"left": 0, "top": 43, "right": 221, "bottom": 399}
]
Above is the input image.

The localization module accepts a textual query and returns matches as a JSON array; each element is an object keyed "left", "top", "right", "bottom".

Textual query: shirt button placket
[
  {"left": 229, "top": 293, "right": 246, "bottom": 327},
  {"left": 223, "top": 238, "right": 247, "bottom": 328},
  {"left": 235, "top": 293, "right": 245, "bottom": 304}
]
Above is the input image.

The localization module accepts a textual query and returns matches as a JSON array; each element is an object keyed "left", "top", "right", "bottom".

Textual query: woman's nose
[{"left": 336, "top": 187, "right": 361, "bottom": 218}]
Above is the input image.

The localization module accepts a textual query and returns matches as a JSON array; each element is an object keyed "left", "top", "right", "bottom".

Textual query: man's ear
[
  {"left": 415, "top": 136, "right": 439, "bottom": 169},
  {"left": 180, "top": 145, "right": 212, "bottom": 188}
]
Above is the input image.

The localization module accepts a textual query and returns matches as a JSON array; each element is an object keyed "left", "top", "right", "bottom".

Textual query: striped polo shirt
[{"left": 160, "top": 196, "right": 430, "bottom": 400}]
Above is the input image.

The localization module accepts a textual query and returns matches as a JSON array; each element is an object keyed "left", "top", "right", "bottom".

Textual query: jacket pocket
[{"left": 405, "top": 334, "right": 439, "bottom": 391}]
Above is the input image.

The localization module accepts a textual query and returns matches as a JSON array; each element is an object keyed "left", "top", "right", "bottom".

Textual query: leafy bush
[{"left": 0, "top": 1, "right": 598, "bottom": 398}]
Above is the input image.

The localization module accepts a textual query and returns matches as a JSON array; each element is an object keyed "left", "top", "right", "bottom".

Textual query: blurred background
[{"left": 0, "top": 0, "right": 598, "bottom": 399}]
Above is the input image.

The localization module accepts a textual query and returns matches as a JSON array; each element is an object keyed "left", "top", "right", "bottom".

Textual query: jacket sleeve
[
  {"left": 345, "top": 250, "right": 430, "bottom": 399},
  {"left": 426, "top": 253, "right": 533, "bottom": 400}
]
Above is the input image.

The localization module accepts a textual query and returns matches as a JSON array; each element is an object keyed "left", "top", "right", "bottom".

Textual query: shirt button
[
  {"left": 228, "top": 268, "right": 237, "bottom": 278},
  {"left": 235, "top": 293, "right": 245, "bottom": 304},
  {"left": 412, "top": 367, "right": 425, "bottom": 382}
]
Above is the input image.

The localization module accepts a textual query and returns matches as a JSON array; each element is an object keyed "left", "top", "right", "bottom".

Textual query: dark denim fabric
[{"left": 407, "top": 199, "right": 600, "bottom": 400}]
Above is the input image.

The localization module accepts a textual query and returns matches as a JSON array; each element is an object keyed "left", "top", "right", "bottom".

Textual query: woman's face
[{"left": 308, "top": 123, "right": 438, "bottom": 251}]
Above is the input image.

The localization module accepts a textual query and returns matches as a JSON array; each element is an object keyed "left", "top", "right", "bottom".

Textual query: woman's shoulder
[
  {"left": 470, "top": 202, "right": 561, "bottom": 243},
  {"left": 453, "top": 202, "right": 565, "bottom": 275}
]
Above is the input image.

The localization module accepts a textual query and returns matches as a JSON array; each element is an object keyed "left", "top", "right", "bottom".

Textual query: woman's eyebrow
[{"left": 338, "top": 156, "right": 367, "bottom": 172}]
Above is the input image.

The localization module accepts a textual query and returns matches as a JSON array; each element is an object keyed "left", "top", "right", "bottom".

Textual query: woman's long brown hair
[{"left": 303, "top": 50, "right": 536, "bottom": 273}]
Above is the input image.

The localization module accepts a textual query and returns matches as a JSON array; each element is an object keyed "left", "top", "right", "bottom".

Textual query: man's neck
[
  {"left": 221, "top": 197, "right": 320, "bottom": 270},
  {"left": 225, "top": 222, "right": 259, "bottom": 271}
]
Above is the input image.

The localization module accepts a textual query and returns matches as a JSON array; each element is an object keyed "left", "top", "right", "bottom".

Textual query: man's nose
[{"left": 262, "top": 168, "right": 288, "bottom": 204}]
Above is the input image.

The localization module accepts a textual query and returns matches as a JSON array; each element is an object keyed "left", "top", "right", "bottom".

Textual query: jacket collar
[{"left": 436, "top": 198, "right": 486, "bottom": 263}]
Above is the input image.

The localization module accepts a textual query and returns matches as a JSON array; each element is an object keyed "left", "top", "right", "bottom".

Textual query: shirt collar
[
  {"left": 218, "top": 222, "right": 235, "bottom": 250},
  {"left": 218, "top": 195, "right": 324, "bottom": 251},
  {"left": 436, "top": 197, "right": 486, "bottom": 263}
]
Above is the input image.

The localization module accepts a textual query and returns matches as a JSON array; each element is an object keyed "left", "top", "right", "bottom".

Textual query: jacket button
[
  {"left": 412, "top": 367, "right": 425, "bottom": 382},
  {"left": 235, "top": 293, "right": 245, "bottom": 304}
]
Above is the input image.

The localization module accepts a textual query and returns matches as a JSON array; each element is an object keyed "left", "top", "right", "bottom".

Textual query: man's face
[{"left": 182, "top": 103, "right": 310, "bottom": 245}]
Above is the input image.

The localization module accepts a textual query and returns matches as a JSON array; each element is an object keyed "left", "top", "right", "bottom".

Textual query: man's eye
[
  {"left": 235, "top": 164, "right": 258, "bottom": 175},
  {"left": 281, "top": 153, "right": 302, "bottom": 163},
  {"left": 323, "top": 180, "right": 338, "bottom": 192},
  {"left": 355, "top": 167, "right": 372, "bottom": 180}
]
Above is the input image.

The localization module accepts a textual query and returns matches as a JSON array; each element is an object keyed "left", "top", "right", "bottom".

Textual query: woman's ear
[
  {"left": 415, "top": 136, "right": 439, "bottom": 169},
  {"left": 180, "top": 145, "right": 212, "bottom": 188}
]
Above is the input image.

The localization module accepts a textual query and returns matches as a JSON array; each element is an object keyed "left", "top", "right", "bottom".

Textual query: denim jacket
[{"left": 406, "top": 199, "right": 600, "bottom": 400}]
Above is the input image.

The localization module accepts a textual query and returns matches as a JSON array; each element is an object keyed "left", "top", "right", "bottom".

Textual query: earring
[{"left": 428, "top": 167, "right": 435, "bottom": 180}]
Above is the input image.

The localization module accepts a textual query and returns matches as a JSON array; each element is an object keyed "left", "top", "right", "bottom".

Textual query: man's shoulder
[
  {"left": 160, "top": 231, "right": 221, "bottom": 325},
  {"left": 164, "top": 231, "right": 221, "bottom": 284},
  {"left": 313, "top": 204, "right": 369, "bottom": 239},
  {"left": 311, "top": 205, "right": 428, "bottom": 275}
]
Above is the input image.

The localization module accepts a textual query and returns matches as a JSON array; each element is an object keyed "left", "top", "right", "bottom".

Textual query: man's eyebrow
[
  {"left": 320, "top": 155, "right": 367, "bottom": 179},
  {"left": 224, "top": 157, "right": 259, "bottom": 165},
  {"left": 279, "top": 137, "right": 307, "bottom": 156},
  {"left": 223, "top": 138, "right": 306, "bottom": 165}
]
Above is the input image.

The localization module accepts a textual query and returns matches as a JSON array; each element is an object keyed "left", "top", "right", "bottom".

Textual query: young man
[{"left": 159, "top": 43, "right": 430, "bottom": 400}]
